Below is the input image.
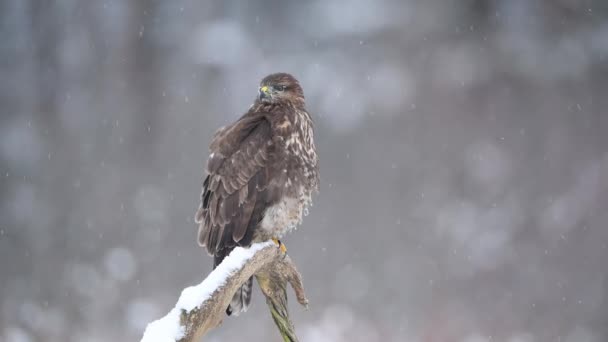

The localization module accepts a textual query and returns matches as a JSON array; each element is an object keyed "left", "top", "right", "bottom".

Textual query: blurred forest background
[{"left": 2, "top": 0, "right": 608, "bottom": 341}]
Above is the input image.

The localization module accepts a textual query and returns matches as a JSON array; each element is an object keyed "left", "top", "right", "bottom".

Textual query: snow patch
[
  {"left": 140, "top": 308, "right": 184, "bottom": 342},
  {"left": 176, "top": 241, "right": 273, "bottom": 311},
  {"left": 140, "top": 241, "right": 274, "bottom": 342}
]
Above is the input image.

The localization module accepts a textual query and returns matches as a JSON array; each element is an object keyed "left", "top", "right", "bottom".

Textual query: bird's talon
[{"left": 272, "top": 238, "right": 287, "bottom": 253}]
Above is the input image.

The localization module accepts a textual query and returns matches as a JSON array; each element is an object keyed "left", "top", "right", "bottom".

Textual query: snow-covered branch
[{"left": 140, "top": 241, "right": 308, "bottom": 342}]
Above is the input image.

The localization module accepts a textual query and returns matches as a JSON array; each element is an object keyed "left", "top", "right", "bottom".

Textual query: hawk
[{"left": 195, "top": 73, "right": 319, "bottom": 316}]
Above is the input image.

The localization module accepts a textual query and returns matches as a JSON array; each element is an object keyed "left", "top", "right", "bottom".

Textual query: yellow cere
[{"left": 260, "top": 86, "right": 269, "bottom": 92}]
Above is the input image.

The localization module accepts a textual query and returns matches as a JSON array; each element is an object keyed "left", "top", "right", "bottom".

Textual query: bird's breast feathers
[
  {"left": 258, "top": 109, "right": 318, "bottom": 238},
  {"left": 259, "top": 187, "right": 312, "bottom": 238}
]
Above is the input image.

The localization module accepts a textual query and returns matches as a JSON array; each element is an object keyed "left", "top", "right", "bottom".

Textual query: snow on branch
[{"left": 140, "top": 241, "right": 308, "bottom": 342}]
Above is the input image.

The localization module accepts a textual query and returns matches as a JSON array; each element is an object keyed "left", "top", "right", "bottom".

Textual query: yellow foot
[{"left": 272, "top": 238, "right": 287, "bottom": 253}]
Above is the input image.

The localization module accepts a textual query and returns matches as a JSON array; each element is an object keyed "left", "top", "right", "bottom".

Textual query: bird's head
[{"left": 257, "top": 73, "right": 305, "bottom": 106}]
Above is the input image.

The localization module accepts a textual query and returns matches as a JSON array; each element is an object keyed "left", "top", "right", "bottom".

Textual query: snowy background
[{"left": 2, "top": 1, "right": 608, "bottom": 341}]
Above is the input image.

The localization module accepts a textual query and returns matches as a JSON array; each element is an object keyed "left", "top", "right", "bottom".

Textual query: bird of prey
[{"left": 195, "top": 73, "right": 319, "bottom": 316}]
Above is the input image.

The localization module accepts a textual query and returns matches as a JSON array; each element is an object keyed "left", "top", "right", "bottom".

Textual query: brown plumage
[{"left": 195, "top": 73, "right": 319, "bottom": 316}]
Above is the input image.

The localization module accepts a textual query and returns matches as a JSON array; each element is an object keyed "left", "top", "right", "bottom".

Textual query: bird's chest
[
  {"left": 259, "top": 111, "right": 318, "bottom": 238},
  {"left": 258, "top": 192, "right": 311, "bottom": 238}
]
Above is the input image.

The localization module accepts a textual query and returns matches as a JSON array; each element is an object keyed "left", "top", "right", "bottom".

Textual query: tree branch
[
  {"left": 256, "top": 254, "right": 309, "bottom": 342},
  {"left": 140, "top": 241, "right": 308, "bottom": 342}
]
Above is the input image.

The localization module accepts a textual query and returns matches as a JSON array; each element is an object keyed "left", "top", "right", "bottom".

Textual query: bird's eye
[{"left": 275, "top": 85, "right": 287, "bottom": 91}]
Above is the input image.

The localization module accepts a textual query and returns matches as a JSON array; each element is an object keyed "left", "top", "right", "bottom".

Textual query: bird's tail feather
[
  {"left": 214, "top": 249, "right": 253, "bottom": 316},
  {"left": 227, "top": 277, "right": 253, "bottom": 316}
]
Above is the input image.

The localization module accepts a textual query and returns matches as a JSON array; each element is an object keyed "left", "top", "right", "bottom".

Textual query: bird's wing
[{"left": 195, "top": 114, "right": 275, "bottom": 256}]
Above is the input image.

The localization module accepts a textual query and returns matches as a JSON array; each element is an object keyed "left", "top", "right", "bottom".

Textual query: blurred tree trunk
[{"left": 124, "top": 0, "right": 162, "bottom": 166}]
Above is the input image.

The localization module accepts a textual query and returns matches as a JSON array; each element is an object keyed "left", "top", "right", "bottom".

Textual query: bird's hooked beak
[{"left": 259, "top": 85, "right": 271, "bottom": 101}]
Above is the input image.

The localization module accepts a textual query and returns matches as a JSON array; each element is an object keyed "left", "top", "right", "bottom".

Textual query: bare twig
[{"left": 140, "top": 241, "right": 308, "bottom": 342}]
